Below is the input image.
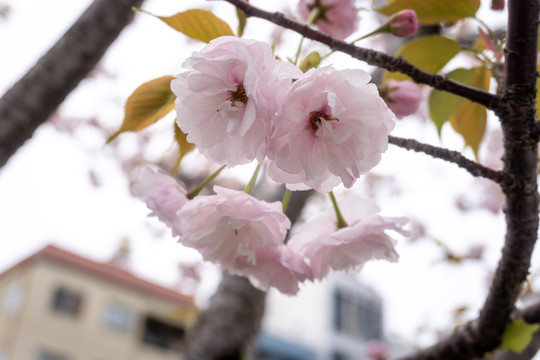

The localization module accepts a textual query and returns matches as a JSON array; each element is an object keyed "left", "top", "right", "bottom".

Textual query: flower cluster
[
  {"left": 173, "top": 37, "right": 396, "bottom": 193},
  {"left": 133, "top": 169, "right": 406, "bottom": 295},
  {"left": 137, "top": 17, "right": 408, "bottom": 295}
]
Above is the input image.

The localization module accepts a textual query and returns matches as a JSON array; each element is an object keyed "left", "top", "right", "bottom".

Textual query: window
[
  {"left": 3, "top": 281, "right": 24, "bottom": 317},
  {"left": 141, "top": 316, "right": 185, "bottom": 351},
  {"left": 35, "top": 350, "right": 68, "bottom": 360},
  {"left": 51, "top": 287, "right": 82, "bottom": 316},
  {"left": 104, "top": 303, "right": 135, "bottom": 332},
  {"left": 333, "top": 289, "right": 382, "bottom": 341}
]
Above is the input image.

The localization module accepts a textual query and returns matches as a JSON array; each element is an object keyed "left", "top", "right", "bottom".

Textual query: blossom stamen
[
  {"left": 228, "top": 84, "right": 248, "bottom": 106},
  {"left": 309, "top": 111, "right": 337, "bottom": 130}
]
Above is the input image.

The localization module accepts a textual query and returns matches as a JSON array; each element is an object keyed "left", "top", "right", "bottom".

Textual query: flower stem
[
  {"left": 244, "top": 164, "right": 261, "bottom": 195},
  {"left": 293, "top": 7, "right": 320, "bottom": 65},
  {"left": 186, "top": 165, "right": 226, "bottom": 199},
  {"left": 329, "top": 191, "right": 348, "bottom": 229},
  {"left": 282, "top": 189, "right": 291, "bottom": 212}
]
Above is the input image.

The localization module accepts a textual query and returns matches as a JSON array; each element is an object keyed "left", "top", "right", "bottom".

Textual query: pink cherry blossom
[
  {"left": 298, "top": 0, "right": 359, "bottom": 40},
  {"left": 131, "top": 167, "right": 188, "bottom": 236},
  {"left": 380, "top": 80, "right": 422, "bottom": 119},
  {"left": 267, "top": 67, "right": 395, "bottom": 192},
  {"left": 177, "top": 186, "right": 312, "bottom": 294},
  {"left": 288, "top": 195, "right": 407, "bottom": 279},
  {"left": 366, "top": 340, "right": 388, "bottom": 360},
  {"left": 171, "top": 36, "right": 301, "bottom": 166},
  {"left": 388, "top": 10, "right": 418, "bottom": 37}
]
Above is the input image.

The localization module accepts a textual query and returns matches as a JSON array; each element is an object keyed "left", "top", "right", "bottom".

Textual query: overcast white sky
[{"left": 0, "top": 0, "right": 528, "bottom": 349}]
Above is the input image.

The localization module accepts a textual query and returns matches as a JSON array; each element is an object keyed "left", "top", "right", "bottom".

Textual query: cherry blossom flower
[
  {"left": 172, "top": 36, "right": 301, "bottom": 166},
  {"left": 380, "top": 80, "right": 423, "bottom": 119},
  {"left": 177, "top": 186, "right": 312, "bottom": 294},
  {"left": 366, "top": 340, "right": 388, "bottom": 360},
  {"left": 288, "top": 195, "right": 407, "bottom": 279},
  {"left": 388, "top": 10, "right": 418, "bottom": 37},
  {"left": 268, "top": 66, "right": 395, "bottom": 192},
  {"left": 131, "top": 167, "right": 188, "bottom": 236},
  {"left": 298, "top": 0, "right": 359, "bottom": 40}
]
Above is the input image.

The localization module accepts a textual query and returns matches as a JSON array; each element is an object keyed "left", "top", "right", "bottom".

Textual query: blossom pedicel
[
  {"left": 172, "top": 36, "right": 301, "bottom": 167},
  {"left": 268, "top": 66, "right": 396, "bottom": 192}
]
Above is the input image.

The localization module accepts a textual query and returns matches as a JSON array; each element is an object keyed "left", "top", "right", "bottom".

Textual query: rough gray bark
[
  {"left": 184, "top": 189, "right": 313, "bottom": 360},
  {"left": 0, "top": 0, "right": 144, "bottom": 168}
]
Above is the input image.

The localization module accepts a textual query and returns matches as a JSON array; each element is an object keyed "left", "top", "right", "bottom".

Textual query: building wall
[{"left": 0, "top": 258, "right": 195, "bottom": 360}]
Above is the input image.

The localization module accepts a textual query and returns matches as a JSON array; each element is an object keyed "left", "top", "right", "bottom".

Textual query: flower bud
[
  {"left": 380, "top": 80, "right": 422, "bottom": 119},
  {"left": 388, "top": 10, "right": 418, "bottom": 37}
]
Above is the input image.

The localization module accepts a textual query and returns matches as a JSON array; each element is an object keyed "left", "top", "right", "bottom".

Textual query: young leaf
[
  {"left": 172, "top": 122, "right": 196, "bottom": 173},
  {"left": 138, "top": 8, "right": 234, "bottom": 43},
  {"left": 383, "top": 35, "right": 460, "bottom": 82},
  {"left": 299, "top": 51, "right": 322, "bottom": 73},
  {"left": 107, "top": 76, "right": 176, "bottom": 143},
  {"left": 376, "top": 0, "right": 480, "bottom": 24},
  {"left": 501, "top": 319, "right": 540, "bottom": 353},
  {"left": 236, "top": 7, "right": 247, "bottom": 37},
  {"left": 429, "top": 67, "right": 491, "bottom": 157}
]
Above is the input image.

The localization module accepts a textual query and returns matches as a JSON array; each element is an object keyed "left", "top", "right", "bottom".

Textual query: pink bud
[
  {"left": 380, "top": 80, "right": 422, "bottom": 119},
  {"left": 491, "top": 0, "right": 505, "bottom": 10},
  {"left": 389, "top": 10, "right": 418, "bottom": 37}
]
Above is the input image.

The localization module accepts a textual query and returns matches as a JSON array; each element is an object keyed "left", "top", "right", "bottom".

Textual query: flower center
[
  {"left": 309, "top": 111, "right": 337, "bottom": 130},
  {"left": 228, "top": 84, "right": 248, "bottom": 106}
]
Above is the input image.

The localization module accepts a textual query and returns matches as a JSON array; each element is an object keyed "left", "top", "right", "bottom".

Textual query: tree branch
[
  {"left": 388, "top": 135, "right": 507, "bottom": 184},
  {"left": 218, "top": 0, "right": 499, "bottom": 110},
  {"left": 0, "top": 0, "right": 144, "bottom": 169}
]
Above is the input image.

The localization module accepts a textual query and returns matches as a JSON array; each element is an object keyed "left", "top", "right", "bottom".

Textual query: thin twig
[
  {"left": 219, "top": 0, "right": 500, "bottom": 110},
  {"left": 388, "top": 135, "right": 507, "bottom": 184}
]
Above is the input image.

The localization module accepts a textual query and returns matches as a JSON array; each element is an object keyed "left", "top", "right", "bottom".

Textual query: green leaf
[
  {"left": 299, "top": 51, "right": 322, "bottom": 73},
  {"left": 137, "top": 8, "right": 234, "bottom": 43},
  {"left": 107, "top": 76, "right": 176, "bottom": 143},
  {"left": 236, "top": 4, "right": 247, "bottom": 37},
  {"left": 376, "top": 0, "right": 480, "bottom": 24},
  {"left": 383, "top": 35, "right": 460, "bottom": 82},
  {"left": 172, "top": 122, "right": 196, "bottom": 173},
  {"left": 428, "top": 67, "right": 491, "bottom": 156},
  {"left": 501, "top": 320, "right": 540, "bottom": 353}
]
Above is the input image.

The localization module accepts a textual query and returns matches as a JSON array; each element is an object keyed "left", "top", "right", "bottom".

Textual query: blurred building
[
  {"left": 256, "top": 274, "right": 385, "bottom": 360},
  {"left": 0, "top": 245, "right": 197, "bottom": 360}
]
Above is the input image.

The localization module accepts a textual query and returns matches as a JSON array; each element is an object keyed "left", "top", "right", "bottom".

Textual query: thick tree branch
[
  {"left": 399, "top": 0, "right": 540, "bottom": 359},
  {"left": 388, "top": 135, "right": 507, "bottom": 184},
  {"left": 219, "top": 0, "right": 499, "bottom": 110},
  {"left": 0, "top": 0, "right": 144, "bottom": 169}
]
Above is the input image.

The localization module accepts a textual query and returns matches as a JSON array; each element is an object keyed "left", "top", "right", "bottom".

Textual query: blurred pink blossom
[
  {"left": 366, "top": 339, "right": 388, "bottom": 360},
  {"left": 131, "top": 167, "right": 188, "bottom": 236},
  {"left": 380, "top": 80, "right": 422, "bottom": 119},
  {"left": 177, "top": 186, "right": 312, "bottom": 294},
  {"left": 297, "top": 0, "right": 359, "bottom": 40},
  {"left": 288, "top": 194, "right": 406, "bottom": 279},
  {"left": 172, "top": 36, "right": 301, "bottom": 166},
  {"left": 388, "top": 10, "right": 418, "bottom": 37},
  {"left": 268, "top": 67, "right": 395, "bottom": 192}
]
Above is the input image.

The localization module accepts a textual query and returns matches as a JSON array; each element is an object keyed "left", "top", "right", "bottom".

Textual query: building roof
[{"left": 1, "top": 245, "right": 194, "bottom": 307}]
